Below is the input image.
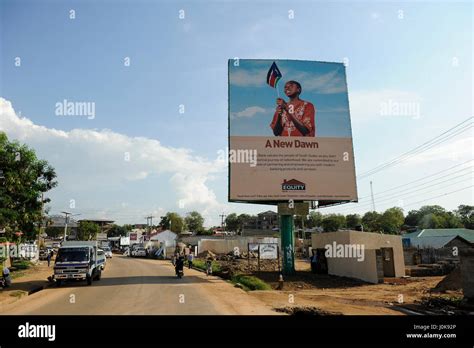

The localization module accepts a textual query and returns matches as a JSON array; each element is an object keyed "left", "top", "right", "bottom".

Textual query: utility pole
[
  {"left": 219, "top": 213, "right": 226, "bottom": 232},
  {"left": 370, "top": 181, "right": 376, "bottom": 212},
  {"left": 145, "top": 215, "right": 154, "bottom": 236},
  {"left": 37, "top": 193, "right": 44, "bottom": 261},
  {"left": 60, "top": 212, "right": 80, "bottom": 242},
  {"left": 61, "top": 211, "right": 72, "bottom": 242}
]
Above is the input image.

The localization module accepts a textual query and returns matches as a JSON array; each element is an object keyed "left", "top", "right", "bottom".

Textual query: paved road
[{"left": 2, "top": 255, "right": 277, "bottom": 315}]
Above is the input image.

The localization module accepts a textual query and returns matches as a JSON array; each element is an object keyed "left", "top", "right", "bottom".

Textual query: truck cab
[{"left": 54, "top": 241, "right": 102, "bottom": 286}]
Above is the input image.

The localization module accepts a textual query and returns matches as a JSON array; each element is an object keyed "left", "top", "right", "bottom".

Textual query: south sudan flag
[{"left": 266, "top": 61, "right": 282, "bottom": 88}]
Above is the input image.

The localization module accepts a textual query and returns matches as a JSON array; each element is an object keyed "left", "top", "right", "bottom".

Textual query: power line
[
  {"left": 358, "top": 122, "right": 472, "bottom": 179},
  {"left": 357, "top": 116, "right": 473, "bottom": 179},
  {"left": 358, "top": 159, "right": 473, "bottom": 200},
  {"left": 402, "top": 185, "right": 474, "bottom": 208},
  {"left": 355, "top": 166, "right": 473, "bottom": 204},
  {"left": 332, "top": 174, "right": 473, "bottom": 213}
]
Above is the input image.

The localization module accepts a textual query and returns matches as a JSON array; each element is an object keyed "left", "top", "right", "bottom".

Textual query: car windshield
[{"left": 56, "top": 248, "right": 89, "bottom": 262}]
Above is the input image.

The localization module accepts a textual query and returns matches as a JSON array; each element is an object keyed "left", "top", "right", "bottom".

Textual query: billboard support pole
[{"left": 280, "top": 214, "right": 295, "bottom": 275}]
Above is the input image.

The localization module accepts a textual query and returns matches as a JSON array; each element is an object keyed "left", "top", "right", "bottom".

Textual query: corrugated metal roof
[
  {"left": 407, "top": 236, "right": 458, "bottom": 249},
  {"left": 403, "top": 228, "right": 474, "bottom": 243}
]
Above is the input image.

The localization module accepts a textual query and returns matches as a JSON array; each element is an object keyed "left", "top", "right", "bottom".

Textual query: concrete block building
[{"left": 312, "top": 230, "right": 405, "bottom": 284}]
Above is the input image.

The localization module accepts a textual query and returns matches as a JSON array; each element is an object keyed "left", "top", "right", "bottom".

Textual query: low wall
[
  {"left": 403, "top": 247, "right": 461, "bottom": 265},
  {"left": 197, "top": 237, "right": 280, "bottom": 255}
]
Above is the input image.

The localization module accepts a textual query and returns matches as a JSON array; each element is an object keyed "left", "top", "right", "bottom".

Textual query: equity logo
[
  {"left": 18, "top": 322, "right": 56, "bottom": 342},
  {"left": 282, "top": 179, "right": 306, "bottom": 191}
]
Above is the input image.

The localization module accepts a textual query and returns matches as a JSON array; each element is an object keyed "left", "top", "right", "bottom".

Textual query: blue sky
[
  {"left": 0, "top": 0, "right": 472, "bottom": 225},
  {"left": 229, "top": 59, "right": 352, "bottom": 137}
]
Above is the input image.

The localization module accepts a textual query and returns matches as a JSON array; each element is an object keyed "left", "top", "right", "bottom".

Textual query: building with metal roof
[{"left": 402, "top": 228, "right": 474, "bottom": 249}]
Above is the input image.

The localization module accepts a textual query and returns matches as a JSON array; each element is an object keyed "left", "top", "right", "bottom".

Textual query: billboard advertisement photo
[{"left": 229, "top": 59, "right": 358, "bottom": 205}]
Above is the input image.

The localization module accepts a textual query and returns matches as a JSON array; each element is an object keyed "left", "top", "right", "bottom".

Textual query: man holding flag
[{"left": 267, "top": 62, "right": 316, "bottom": 137}]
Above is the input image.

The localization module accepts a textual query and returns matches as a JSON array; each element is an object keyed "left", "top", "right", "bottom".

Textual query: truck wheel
[
  {"left": 95, "top": 270, "right": 102, "bottom": 281},
  {"left": 56, "top": 280, "right": 62, "bottom": 287},
  {"left": 86, "top": 275, "right": 92, "bottom": 285}
]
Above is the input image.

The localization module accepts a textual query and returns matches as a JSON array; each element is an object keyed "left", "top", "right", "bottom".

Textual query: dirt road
[{"left": 1, "top": 255, "right": 278, "bottom": 315}]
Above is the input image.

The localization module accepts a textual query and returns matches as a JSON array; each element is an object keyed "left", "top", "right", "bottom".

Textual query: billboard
[
  {"left": 228, "top": 59, "right": 357, "bottom": 206},
  {"left": 259, "top": 243, "right": 278, "bottom": 260}
]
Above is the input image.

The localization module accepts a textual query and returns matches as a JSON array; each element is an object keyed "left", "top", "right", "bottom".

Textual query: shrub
[
  {"left": 11, "top": 260, "right": 32, "bottom": 270},
  {"left": 192, "top": 259, "right": 221, "bottom": 273},
  {"left": 231, "top": 274, "right": 271, "bottom": 291}
]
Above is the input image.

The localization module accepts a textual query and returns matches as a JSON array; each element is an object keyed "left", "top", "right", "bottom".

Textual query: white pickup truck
[{"left": 54, "top": 241, "right": 103, "bottom": 286}]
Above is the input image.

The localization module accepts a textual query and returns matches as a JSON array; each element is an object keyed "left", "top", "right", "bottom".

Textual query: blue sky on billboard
[
  {"left": 229, "top": 59, "right": 352, "bottom": 137},
  {"left": 0, "top": 1, "right": 472, "bottom": 226}
]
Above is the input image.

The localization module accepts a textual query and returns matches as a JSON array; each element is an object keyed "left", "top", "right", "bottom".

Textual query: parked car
[
  {"left": 102, "top": 247, "right": 113, "bottom": 258},
  {"left": 97, "top": 249, "right": 106, "bottom": 270},
  {"left": 131, "top": 247, "right": 146, "bottom": 258}
]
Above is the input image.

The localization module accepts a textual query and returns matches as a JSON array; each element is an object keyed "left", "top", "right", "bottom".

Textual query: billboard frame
[{"left": 227, "top": 58, "right": 358, "bottom": 208}]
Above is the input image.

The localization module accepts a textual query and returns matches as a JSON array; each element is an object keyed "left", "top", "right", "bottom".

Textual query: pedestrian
[
  {"left": 47, "top": 249, "right": 52, "bottom": 267},
  {"left": 187, "top": 252, "right": 194, "bottom": 269},
  {"left": 310, "top": 249, "right": 318, "bottom": 273},
  {"left": 205, "top": 257, "right": 213, "bottom": 276}
]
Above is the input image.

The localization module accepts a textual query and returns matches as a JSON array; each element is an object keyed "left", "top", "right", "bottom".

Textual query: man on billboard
[{"left": 270, "top": 80, "right": 316, "bottom": 137}]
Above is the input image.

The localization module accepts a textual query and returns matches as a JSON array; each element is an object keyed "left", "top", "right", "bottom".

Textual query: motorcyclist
[
  {"left": 2, "top": 266, "right": 11, "bottom": 288},
  {"left": 175, "top": 255, "right": 184, "bottom": 277}
]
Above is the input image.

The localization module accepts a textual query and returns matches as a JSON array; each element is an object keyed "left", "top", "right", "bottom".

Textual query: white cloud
[
  {"left": 350, "top": 89, "right": 422, "bottom": 122},
  {"left": 0, "top": 98, "right": 228, "bottom": 225},
  {"left": 231, "top": 106, "right": 267, "bottom": 119},
  {"left": 402, "top": 136, "right": 474, "bottom": 166},
  {"left": 230, "top": 68, "right": 267, "bottom": 87},
  {"left": 288, "top": 69, "right": 347, "bottom": 94},
  {"left": 230, "top": 64, "right": 347, "bottom": 95}
]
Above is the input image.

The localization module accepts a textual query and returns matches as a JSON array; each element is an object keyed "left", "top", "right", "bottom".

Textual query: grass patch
[
  {"left": 11, "top": 260, "right": 33, "bottom": 270},
  {"left": 9, "top": 290, "right": 26, "bottom": 298},
  {"left": 193, "top": 259, "right": 222, "bottom": 273},
  {"left": 231, "top": 274, "right": 271, "bottom": 291},
  {"left": 10, "top": 271, "right": 26, "bottom": 280}
]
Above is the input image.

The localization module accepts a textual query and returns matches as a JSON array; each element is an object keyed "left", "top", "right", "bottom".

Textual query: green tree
[
  {"left": 306, "top": 211, "right": 323, "bottom": 228},
  {"left": 107, "top": 224, "right": 128, "bottom": 237},
  {"left": 362, "top": 211, "right": 382, "bottom": 232},
  {"left": 0, "top": 132, "right": 58, "bottom": 241},
  {"left": 406, "top": 205, "right": 463, "bottom": 229},
  {"left": 345, "top": 214, "right": 362, "bottom": 229},
  {"left": 225, "top": 213, "right": 240, "bottom": 232},
  {"left": 77, "top": 221, "right": 100, "bottom": 241},
  {"left": 159, "top": 215, "right": 171, "bottom": 229},
  {"left": 163, "top": 212, "right": 185, "bottom": 233},
  {"left": 455, "top": 205, "right": 474, "bottom": 229},
  {"left": 442, "top": 212, "right": 463, "bottom": 228},
  {"left": 321, "top": 214, "right": 346, "bottom": 232},
  {"left": 404, "top": 209, "right": 422, "bottom": 227},
  {"left": 237, "top": 213, "right": 252, "bottom": 231},
  {"left": 184, "top": 211, "right": 204, "bottom": 233},
  {"left": 380, "top": 207, "right": 404, "bottom": 234}
]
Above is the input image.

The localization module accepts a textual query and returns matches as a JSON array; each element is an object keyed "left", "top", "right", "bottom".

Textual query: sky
[
  {"left": 0, "top": 0, "right": 472, "bottom": 226},
  {"left": 229, "top": 59, "right": 352, "bottom": 137}
]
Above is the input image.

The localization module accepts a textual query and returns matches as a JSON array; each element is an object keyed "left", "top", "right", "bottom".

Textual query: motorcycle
[
  {"left": 1, "top": 269, "right": 12, "bottom": 288},
  {"left": 175, "top": 257, "right": 184, "bottom": 279}
]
